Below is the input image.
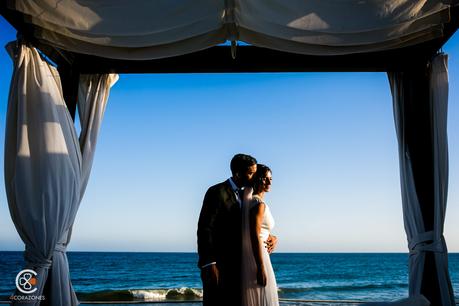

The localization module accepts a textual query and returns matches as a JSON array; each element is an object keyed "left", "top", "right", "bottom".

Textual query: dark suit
[{"left": 197, "top": 180, "right": 241, "bottom": 306}]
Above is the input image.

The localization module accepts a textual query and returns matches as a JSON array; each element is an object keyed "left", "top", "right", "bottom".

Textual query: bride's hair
[{"left": 252, "top": 164, "right": 272, "bottom": 193}]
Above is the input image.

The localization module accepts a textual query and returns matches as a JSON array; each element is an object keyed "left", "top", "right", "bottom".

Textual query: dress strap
[{"left": 252, "top": 195, "right": 265, "bottom": 206}]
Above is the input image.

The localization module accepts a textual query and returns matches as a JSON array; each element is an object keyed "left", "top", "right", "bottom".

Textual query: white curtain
[
  {"left": 4, "top": 41, "right": 116, "bottom": 305},
  {"left": 7, "top": 0, "right": 227, "bottom": 60},
  {"left": 236, "top": 0, "right": 453, "bottom": 55},
  {"left": 7, "top": 0, "right": 457, "bottom": 58},
  {"left": 388, "top": 54, "right": 455, "bottom": 305},
  {"left": 78, "top": 73, "right": 118, "bottom": 196}
]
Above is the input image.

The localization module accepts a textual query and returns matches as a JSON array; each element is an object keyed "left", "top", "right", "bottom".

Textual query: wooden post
[{"left": 57, "top": 64, "right": 79, "bottom": 121}]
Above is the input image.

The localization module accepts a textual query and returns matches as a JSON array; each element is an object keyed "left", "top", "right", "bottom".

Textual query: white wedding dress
[{"left": 241, "top": 189, "right": 279, "bottom": 306}]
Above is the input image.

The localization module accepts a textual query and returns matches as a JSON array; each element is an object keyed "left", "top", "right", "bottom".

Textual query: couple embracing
[{"left": 197, "top": 154, "right": 279, "bottom": 306}]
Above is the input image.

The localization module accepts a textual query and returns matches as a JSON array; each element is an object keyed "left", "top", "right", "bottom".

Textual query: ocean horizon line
[{"left": 1, "top": 250, "right": 459, "bottom": 254}]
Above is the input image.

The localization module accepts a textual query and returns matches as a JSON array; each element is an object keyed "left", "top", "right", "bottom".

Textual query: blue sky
[{"left": 0, "top": 17, "right": 458, "bottom": 252}]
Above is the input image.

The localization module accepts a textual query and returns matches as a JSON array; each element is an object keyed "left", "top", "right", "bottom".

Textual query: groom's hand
[
  {"left": 265, "top": 235, "right": 278, "bottom": 254},
  {"left": 202, "top": 264, "right": 219, "bottom": 286}
]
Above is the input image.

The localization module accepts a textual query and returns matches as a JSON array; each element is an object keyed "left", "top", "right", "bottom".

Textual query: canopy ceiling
[{"left": 1, "top": 0, "right": 459, "bottom": 72}]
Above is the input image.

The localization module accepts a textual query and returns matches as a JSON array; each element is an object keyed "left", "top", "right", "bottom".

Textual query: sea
[{"left": 0, "top": 252, "right": 458, "bottom": 304}]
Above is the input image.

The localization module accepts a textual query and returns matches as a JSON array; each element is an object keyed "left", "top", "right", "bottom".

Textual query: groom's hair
[{"left": 230, "top": 154, "right": 257, "bottom": 175}]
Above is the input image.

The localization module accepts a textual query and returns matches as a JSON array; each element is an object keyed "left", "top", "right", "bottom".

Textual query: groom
[{"left": 197, "top": 154, "right": 278, "bottom": 306}]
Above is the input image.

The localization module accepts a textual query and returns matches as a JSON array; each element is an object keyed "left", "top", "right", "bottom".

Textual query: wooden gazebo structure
[{"left": 1, "top": 1, "right": 458, "bottom": 305}]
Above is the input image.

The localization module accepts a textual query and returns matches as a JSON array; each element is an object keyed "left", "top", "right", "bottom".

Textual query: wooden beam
[{"left": 72, "top": 42, "right": 437, "bottom": 74}]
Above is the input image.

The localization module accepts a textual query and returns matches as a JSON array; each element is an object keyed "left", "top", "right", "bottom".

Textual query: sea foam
[{"left": 129, "top": 288, "right": 203, "bottom": 301}]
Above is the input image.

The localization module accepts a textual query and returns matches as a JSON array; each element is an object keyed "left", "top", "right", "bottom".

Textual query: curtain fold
[
  {"left": 7, "top": 0, "right": 227, "bottom": 60},
  {"left": 7, "top": 0, "right": 458, "bottom": 58},
  {"left": 428, "top": 54, "right": 455, "bottom": 305},
  {"left": 236, "top": 0, "right": 453, "bottom": 55},
  {"left": 388, "top": 53, "right": 454, "bottom": 305},
  {"left": 78, "top": 73, "right": 118, "bottom": 196},
  {"left": 4, "top": 41, "right": 116, "bottom": 305}
]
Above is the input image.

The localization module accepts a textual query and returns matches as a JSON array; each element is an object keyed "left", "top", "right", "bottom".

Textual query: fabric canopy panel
[
  {"left": 4, "top": 41, "right": 116, "bottom": 305},
  {"left": 237, "top": 0, "right": 454, "bottom": 55},
  {"left": 388, "top": 54, "right": 455, "bottom": 305},
  {"left": 7, "top": 0, "right": 227, "bottom": 59},
  {"left": 7, "top": 0, "right": 458, "bottom": 59}
]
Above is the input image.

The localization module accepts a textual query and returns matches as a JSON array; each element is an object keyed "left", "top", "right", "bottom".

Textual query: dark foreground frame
[{"left": 1, "top": 4, "right": 459, "bottom": 306}]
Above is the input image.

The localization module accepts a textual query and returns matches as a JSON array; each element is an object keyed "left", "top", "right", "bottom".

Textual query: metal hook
[{"left": 231, "top": 40, "right": 237, "bottom": 60}]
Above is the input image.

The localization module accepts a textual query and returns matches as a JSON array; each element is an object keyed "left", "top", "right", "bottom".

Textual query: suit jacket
[{"left": 197, "top": 180, "right": 241, "bottom": 291}]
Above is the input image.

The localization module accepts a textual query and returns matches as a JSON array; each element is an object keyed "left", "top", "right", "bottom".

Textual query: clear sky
[{"left": 0, "top": 16, "right": 458, "bottom": 253}]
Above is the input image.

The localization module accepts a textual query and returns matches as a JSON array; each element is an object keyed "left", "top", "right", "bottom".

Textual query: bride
[{"left": 241, "top": 164, "right": 279, "bottom": 306}]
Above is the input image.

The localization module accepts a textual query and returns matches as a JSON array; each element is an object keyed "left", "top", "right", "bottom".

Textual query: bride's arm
[{"left": 250, "top": 202, "right": 267, "bottom": 286}]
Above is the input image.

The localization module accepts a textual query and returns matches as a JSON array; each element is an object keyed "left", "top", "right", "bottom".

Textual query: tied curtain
[
  {"left": 388, "top": 54, "right": 455, "bottom": 305},
  {"left": 4, "top": 41, "right": 117, "bottom": 305},
  {"left": 6, "top": 0, "right": 457, "bottom": 59}
]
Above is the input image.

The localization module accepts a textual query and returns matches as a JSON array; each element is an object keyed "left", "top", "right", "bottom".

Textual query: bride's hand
[
  {"left": 265, "top": 235, "right": 278, "bottom": 254},
  {"left": 256, "top": 267, "right": 267, "bottom": 287}
]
